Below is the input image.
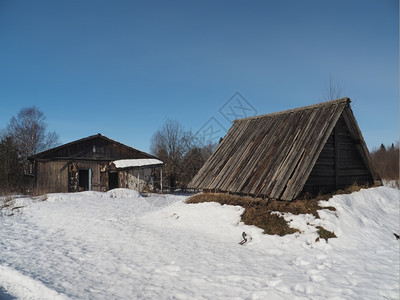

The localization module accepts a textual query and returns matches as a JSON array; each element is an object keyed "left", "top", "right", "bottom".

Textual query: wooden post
[
  {"left": 137, "top": 170, "right": 140, "bottom": 192},
  {"left": 160, "top": 168, "right": 163, "bottom": 193},
  {"left": 334, "top": 125, "right": 339, "bottom": 189}
]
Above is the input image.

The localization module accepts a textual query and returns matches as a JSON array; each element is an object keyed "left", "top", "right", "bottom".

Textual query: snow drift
[{"left": 0, "top": 187, "right": 398, "bottom": 299}]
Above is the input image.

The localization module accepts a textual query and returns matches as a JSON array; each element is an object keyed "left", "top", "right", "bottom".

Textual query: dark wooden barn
[
  {"left": 188, "top": 98, "right": 380, "bottom": 201},
  {"left": 28, "top": 134, "right": 163, "bottom": 194}
]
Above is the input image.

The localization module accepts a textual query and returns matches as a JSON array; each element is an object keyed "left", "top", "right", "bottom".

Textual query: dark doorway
[
  {"left": 79, "top": 169, "right": 91, "bottom": 191},
  {"left": 108, "top": 172, "right": 119, "bottom": 190}
]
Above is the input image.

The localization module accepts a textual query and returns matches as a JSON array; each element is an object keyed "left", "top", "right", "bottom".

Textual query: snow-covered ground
[{"left": 0, "top": 187, "right": 398, "bottom": 299}]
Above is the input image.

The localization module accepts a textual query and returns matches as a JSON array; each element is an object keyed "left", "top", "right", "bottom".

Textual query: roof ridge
[{"left": 234, "top": 97, "right": 350, "bottom": 123}]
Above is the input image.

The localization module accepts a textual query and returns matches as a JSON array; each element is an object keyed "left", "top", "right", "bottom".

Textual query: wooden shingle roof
[{"left": 188, "top": 98, "right": 376, "bottom": 200}]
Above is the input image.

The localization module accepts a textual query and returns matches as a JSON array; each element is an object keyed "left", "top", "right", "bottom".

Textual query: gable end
[{"left": 302, "top": 113, "right": 376, "bottom": 196}]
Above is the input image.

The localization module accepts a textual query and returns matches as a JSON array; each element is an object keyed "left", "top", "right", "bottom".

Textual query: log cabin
[
  {"left": 188, "top": 98, "right": 380, "bottom": 200},
  {"left": 28, "top": 134, "right": 163, "bottom": 194}
]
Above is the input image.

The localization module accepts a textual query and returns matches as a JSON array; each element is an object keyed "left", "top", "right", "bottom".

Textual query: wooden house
[
  {"left": 28, "top": 134, "right": 163, "bottom": 194},
  {"left": 188, "top": 98, "right": 379, "bottom": 201}
]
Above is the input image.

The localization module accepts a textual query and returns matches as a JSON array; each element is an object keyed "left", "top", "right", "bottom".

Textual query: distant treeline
[{"left": 370, "top": 143, "right": 399, "bottom": 181}]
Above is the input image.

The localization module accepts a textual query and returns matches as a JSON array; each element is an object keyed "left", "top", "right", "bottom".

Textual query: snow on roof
[{"left": 112, "top": 158, "right": 163, "bottom": 169}]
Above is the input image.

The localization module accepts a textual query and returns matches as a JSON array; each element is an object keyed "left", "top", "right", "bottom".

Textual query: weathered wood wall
[
  {"left": 303, "top": 132, "right": 335, "bottom": 192},
  {"left": 303, "top": 116, "right": 374, "bottom": 195},
  {"left": 36, "top": 160, "right": 104, "bottom": 194},
  {"left": 336, "top": 116, "right": 373, "bottom": 186},
  {"left": 35, "top": 160, "right": 161, "bottom": 194},
  {"left": 30, "top": 134, "right": 159, "bottom": 194},
  {"left": 36, "top": 161, "right": 69, "bottom": 194}
]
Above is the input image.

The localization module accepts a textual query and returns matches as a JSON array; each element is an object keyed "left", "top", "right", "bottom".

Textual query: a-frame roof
[
  {"left": 189, "top": 98, "right": 377, "bottom": 200},
  {"left": 29, "top": 133, "right": 156, "bottom": 161}
]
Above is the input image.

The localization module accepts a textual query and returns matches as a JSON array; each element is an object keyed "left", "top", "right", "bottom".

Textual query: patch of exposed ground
[{"left": 187, "top": 185, "right": 372, "bottom": 240}]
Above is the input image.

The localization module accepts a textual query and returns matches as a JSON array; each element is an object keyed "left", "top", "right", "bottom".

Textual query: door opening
[
  {"left": 78, "top": 169, "right": 91, "bottom": 191},
  {"left": 108, "top": 172, "right": 119, "bottom": 190}
]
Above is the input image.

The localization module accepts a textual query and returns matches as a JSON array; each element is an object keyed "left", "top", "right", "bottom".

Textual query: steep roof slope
[{"left": 189, "top": 98, "right": 376, "bottom": 200}]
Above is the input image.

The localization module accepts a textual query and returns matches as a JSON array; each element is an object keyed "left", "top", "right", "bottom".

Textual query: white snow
[
  {"left": 383, "top": 179, "right": 400, "bottom": 189},
  {"left": 112, "top": 158, "right": 163, "bottom": 169},
  {"left": 0, "top": 187, "right": 398, "bottom": 299}
]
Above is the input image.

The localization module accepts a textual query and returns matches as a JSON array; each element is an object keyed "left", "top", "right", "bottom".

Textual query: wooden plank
[
  {"left": 270, "top": 106, "right": 324, "bottom": 198},
  {"left": 246, "top": 112, "right": 304, "bottom": 195},
  {"left": 282, "top": 101, "right": 346, "bottom": 200},
  {"left": 228, "top": 118, "right": 269, "bottom": 192},
  {"left": 240, "top": 115, "right": 288, "bottom": 194},
  {"left": 309, "top": 168, "right": 335, "bottom": 177},
  {"left": 269, "top": 108, "right": 324, "bottom": 198},
  {"left": 213, "top": 118, "right": 259, "bottom": 191},
  {"left": 334, "top": 124, "right": 339, "bottom": 189},
  {"left": 314, "top": 158, "right": 335, "bottom": 166},
  {"left": 304, "top": 177, "right": 335, "bottom": 185},
  {"left": 338, "top": 169, "right": 371, "bottom": 176},
  {"left": 339, "top": 143, "right": 361, "bottom": 150},
  {"left": 251, "top": 115, "right": 301, "bottom": 194},
  {"left": 190, "top": 118, "right": 242, "bottom": 188},
  {"left": 302, "top": 184, "right": 336, "bottom": 194},
  {"left": 209, "top": 117, "right": 257, "bottom": 190},
  {"left": 339, "top": 163, "right": 367, "bottom": 170},
  {"left": 338, "top": 176, "right": 373, "bottom": 185},
  {"left": 339, "top": 152, "right": 364, "bottom": 162}
]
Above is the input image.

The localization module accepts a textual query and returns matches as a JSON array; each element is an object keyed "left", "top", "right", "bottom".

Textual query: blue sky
[{"left": 0, "top": 0, "right": 398, "bottom": 153}]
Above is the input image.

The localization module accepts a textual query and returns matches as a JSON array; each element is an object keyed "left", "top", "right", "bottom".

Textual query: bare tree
[
  {"left": 150, "top": 120, "right": 215, "bottom": 190},
  {"left": 181, "top": 142, "right": 214, "bottom": 187},
  {"left": 150, "top": 120, "right": 189, "bottom": 190},
  {"left": 323, "top": 75, "right": 344, "bottom": 101},
  {"left": 6, "top": 106, "right": 60, "bottom": 173}
]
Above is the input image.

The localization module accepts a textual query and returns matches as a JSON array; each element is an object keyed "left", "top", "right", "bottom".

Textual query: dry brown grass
[
  {"left": 316, "top": 226, "right": 337, "bottom": 241},
  {"left": 302, "top": 182, "right": 371, "bottom": 202},
  {"left": 187, "top": 193, "right": 299, "bottom": 236},
  {"left": 241, "top": 207, "right": 299, "bottom": 236},
  {"left": 187, "top": 192, "right": 337, "bottom": 218},
  {"left": 186, "top": 193, "right": 317, "bottom": 237},
  {"left": 186, "top": 188, "right": 366, "bottom": 240}
]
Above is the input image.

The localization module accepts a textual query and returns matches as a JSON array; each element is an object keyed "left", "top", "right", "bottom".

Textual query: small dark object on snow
[
  {"left": 394, "top": 233, "right": 399, "bottom": 240},
  {"left": 11, "top": 206, "right": 24, "bottom": 211},
  {"left": 239, "top": 232, "right": 248, "bottom": 245}
]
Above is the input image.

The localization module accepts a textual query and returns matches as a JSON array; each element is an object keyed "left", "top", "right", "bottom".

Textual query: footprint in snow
[
  {"left": 291, "top": 257, "right": 311, "bottom": 266},
  {"left": 155, "top": 264, "right": 181, "bottom": 277},
  {"left": 266, "top": 279, "right": 281, "bottom": 287}
]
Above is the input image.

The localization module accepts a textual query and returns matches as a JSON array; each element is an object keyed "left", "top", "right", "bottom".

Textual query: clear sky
[{"left": 0, "top": 0, "right": 398, "bottom": 153}]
